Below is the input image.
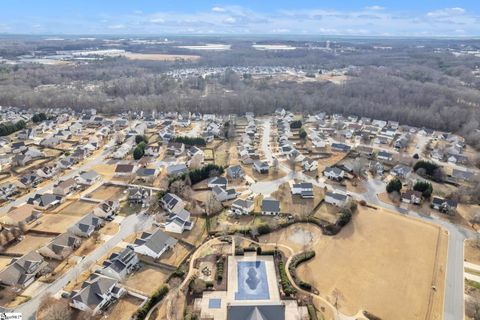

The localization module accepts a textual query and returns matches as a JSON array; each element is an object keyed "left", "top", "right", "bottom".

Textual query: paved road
[
  {"left": 13, "top": 212, "right": 153, "bottom": 319},
  {"left": 260, "top": 116, "right": 474, "bottom": 320}
]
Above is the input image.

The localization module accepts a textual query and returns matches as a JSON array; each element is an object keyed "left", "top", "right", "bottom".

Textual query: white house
[
  {"left": 261, "top": 198, "right": 280, "bottom": 215},
  {"left": 324, "top": 167, "right": 345, "bottom": 181},
  {"left": 164, "top": 209, "right": 194, "bottom": 234},
  {"left": 290, "top": 182, "right": 314, "bottom": 199},
  {"left": 133, "top": 229, "right": 177, "bottom": 259},
  {"left": 231, "top": 199, "right": 254, "bottom": 215},
  {"left": 324, "top": 191, "right": 347, "bottom": 207}
]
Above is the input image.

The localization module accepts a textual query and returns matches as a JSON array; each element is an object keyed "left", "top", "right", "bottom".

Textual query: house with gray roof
[
  {"left": 212, "top": 185, "right": 237, "bottom": 202},
  {"left": 161, "top": 193, "right": 186, "bottom": 214},
  {"left": 70, "top": 274, "right": 125, "bottom": 315},
  {"left": 231, "top": 199, "right": 254, "bottom": 215},
  {"left": 164, "top": 209, "right": 194, "bottom": 234},
  {"left": 226, "top": 165, "right": 245, "bottom": 180},
  {"left": 27, "top": 193, "right": 64, "bottom": 210},
  {"left": 166, "top": 163, "right": 188, "bottom": 176},
  {"left": 133, "top": 228, "right": 177, "bottom": 259},
  {"left": 98, "top": 246, "right": 139, "bottom": 281},
  {"left": 69, "top": 213, "right": 104, "bottom": 238},
  {"left": 324, "top": 166, "right": 345, "bottom": 181},
  {"left": 76, "top": 170, "right": 101, "bottom": 185},
  {"left": 227, "top": 303, "right": 286, "bottom": 320},
  {"left": 0, "top": 251, "right": 48, "bottom": 288},
  {"left": 325, "top": 191, "right": 348, "bottom": 207},
  {"left": 39, "top": 232, "right": 81, "bottom": 261},
  {"left": 261, "top": 198, "right": 280, "bottom": 215}
]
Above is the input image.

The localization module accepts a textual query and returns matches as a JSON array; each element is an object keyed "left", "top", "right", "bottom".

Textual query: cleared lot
[
  {"left": 261, "top": 207, "right": 447, "bottom": 320},
  {"left": 30, "top": 213, "right": 80, "bottom": 233},
  {"left": 125, "top": 265, "right": 170, "bottom": 296},
  {"left": 88, "top": 185, "right": 126, "bottom": 201},
  {"left": 56, "top": 200, "right": 97, "bottom": 217},
  {"left": 4, "top": 234, "right": 54, "bottom": 255}
]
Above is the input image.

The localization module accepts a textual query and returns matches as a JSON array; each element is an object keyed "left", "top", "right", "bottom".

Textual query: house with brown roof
[
  {"left": 53, "top": 178, "right": 78, "bottom": 196},
  {"left": 0, "top": 204, "right": 42, "bottom": 226}
]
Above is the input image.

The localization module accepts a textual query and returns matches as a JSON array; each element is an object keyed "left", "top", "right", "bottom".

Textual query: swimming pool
[{"left": 235, "top": 261, "right": 270, "bottom": 300}]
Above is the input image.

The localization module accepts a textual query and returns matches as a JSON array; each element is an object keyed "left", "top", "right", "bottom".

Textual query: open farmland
[{"left": 124, "top": 52, "right": 200, "bottom": 61}]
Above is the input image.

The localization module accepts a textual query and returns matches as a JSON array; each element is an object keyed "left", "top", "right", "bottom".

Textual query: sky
[{"left": 0, "top": 0, "right": 479, "bottom": 37}]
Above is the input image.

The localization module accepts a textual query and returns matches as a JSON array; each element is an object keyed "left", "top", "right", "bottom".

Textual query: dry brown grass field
[
  {"left": 261, "top": 207, "right": 447, "bottom": 320},
  {"left": 4, "top": 234, "right": 54, "bottom": 255},
  {"left": 125, "top": 265, "right": 170, "bottom": 296}
]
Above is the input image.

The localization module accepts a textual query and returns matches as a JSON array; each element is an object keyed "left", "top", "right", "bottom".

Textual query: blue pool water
[
  {"left": 208, "top": 298, "right": 222, "bottom": 309},
  {"left": 235, "top": 261, "right": 270, "bottom": 300}
]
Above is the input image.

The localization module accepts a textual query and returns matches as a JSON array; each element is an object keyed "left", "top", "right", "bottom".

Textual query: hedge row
[
  {"left": 135, "top": 285, "right": 169, "bottom": 320},
  {"left": 174, "top": 136, "right": 207, "bottom": 147},
  {"left": 278, "top": 261, "right": 296, "bottom": 296},
  {"left": 216, "top": 257, "right": 225, "bottom": 282},
  {"left": 288, "top": 251, "right": 316, "bottom": 292}
]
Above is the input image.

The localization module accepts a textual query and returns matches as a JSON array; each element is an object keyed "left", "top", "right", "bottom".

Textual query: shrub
[
  {"left": 386, "top": 178, "right": 402, "bottom": 193},
  {"left": 414, "top": 160, "right": 439, "bottom": 176},
  {"left": 290, "top": 120, "right": 302, "bottom": 129},
  {"left": 32, "top": 113, "right": 47, "bottom": 123},
  {"left": 288, "top": 251, "right": 316, "bottom": 292},
  {"left": 307, "top": 305, "right": 318, "bottom": 320},
  {"left": 359, "top": 199, "right": 367, "bottom": 206},
  {"left": 257, "top": 224, "right": 271, "bottom": 235},
  {"left": 133, "top": 145, "right": 144, "bottom": 160},
  {"left": 174, "top": 136, "right": 207, "bottom": 147},
  {"left": 135, "top": 134, "right": 148, "bottom": 144},
  {"left": 0, "top": 120, "right": 26, "bottom": 136},
  {"left": 216, "top": 257, "right": 224, "bottom": 282},
  {"left": 299, "top": 127, "right": 307, "bottom": 139},
  {"left": 189, "top": 164, "right": 224, "bottom": 184},
  {"left": 278, "top": 261, "right": 296, "bottom": 296},
  {"left": 337, "top": 208, "right": 352, "bottom": 227},
  {"left": 135, "top": 285, "right": 168, "bottom": 320},
  {"left": 413, "top": 181, "right": 433, "bottom": 198}
]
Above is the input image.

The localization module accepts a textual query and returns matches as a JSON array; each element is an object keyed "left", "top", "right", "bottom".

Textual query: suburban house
[
  {"left": 127, "top": 187, "right": 151, "bottom": 205},
  {"left": 290, "top": 182, "right": 314, "bottom": 199},
  {"left": 401, "top": 190, "right": 422, "bottom": 204},
  {"left": 324, "top": 166, "right": 345, "bottom": 181},
  {"left": 161, "top": 193, "right": 186, "bottom": 214},
  {"left": 69, "top": 213, "right": 104, "bottom": 238},
  {"left": 70, "top": 274, "right": 126, "bottom": 315},
  {"left": 166, "top": 163, "right": 188, "bottom": 176},
  {"left": 331, "top": 143, "right": 351, "bottom": 153},
  {"left": 53, "top": 178, "right": 78, "bottom": 196},
  {"left": 261, "top": 198, "right": 281, "bottom": 215},
  {"left": 208, "top": 176, "right": 228, "bottom": 189},
  {"left": 325, "top": 191, "right": 348, "bottom": 207},
  {"left": 451, "top": 169, "right": 474, "bottom": 182},
  {"left": 144, "top": 145, "right": 161, "bottom": 157},
  {"left": 391, "top": 164, "right": 412, "bottom": 178},
  {"left": 231, "top": 199, "right": 254, "bottom": 215},
  {"left": 136, "top": 167, "right": 159, "bottom": 182},
  {"left": 212, "top": 185, "right": 238, "bottom": 202},
  {"left": 76, "top": 170, "right": 101, "bottom": 186},
  {"left": 0, "top": 251, "right": 48, "bottom": 288},
  {"left": 377, "top": 151, "right": 393, "bottom": 161},
  {"left": 166, "top": 142, "right": 185, "bottom": 156},
  {"left": 226, "top": 165, "right": 245, "bottom": 180},
  {"left": 27, "top": 193, "right": 64, "bottom": 210},
  {"left": 253, "top": 160, "right": 269, "bottom": 174},
  {"left": 187, "top": 146, "right": 204, "bottom": 158},
  {"left": 133, "top": 228, "right": 177, "bottom": 259},
  {"left": 93, "top": 200, "right": 119, "bottom": 219},
  {"left": 302, "top": 158, "right": 318, "bottom": 172},
  {"left": 18, "top": 172, "right": 43, "bottom": 189},
  {"left": 114, "top": 164, "right": 137, "bottom": 177},
  {"left": 39, "top": 232, "right": 82, "bottom": 260},
  {"left": 0, "top": 182, "right": 18, "bottom": 200},
  {"left": 165, "top": 209, "right": 194, "bottom": 234},
  {"left": 0, "top": 204, "right": 42, "bottom": 226},
  {"left": 98, "top": 246, "right": 139, "bottom": 281},
  {"left": 431, "top": 197, "right": 458, "bottom": 213}
]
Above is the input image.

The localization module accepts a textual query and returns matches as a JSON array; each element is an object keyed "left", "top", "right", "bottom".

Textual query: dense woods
[{"left": 1, "top": 38, "right": 480, "bottom": 147}]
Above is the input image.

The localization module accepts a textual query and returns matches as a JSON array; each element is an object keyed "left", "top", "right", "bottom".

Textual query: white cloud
[
  {"left": 427, "top": 7, "right": 466, "bottom": 18},
  {"left": 212, "top": 6, "right": 226, "bottom": 13},
  {"left": 108, "top": 24, "right": 125, "bottom": 29},
  {"left": 365, "top": 6, "right": 385, "bottom": 11}
]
